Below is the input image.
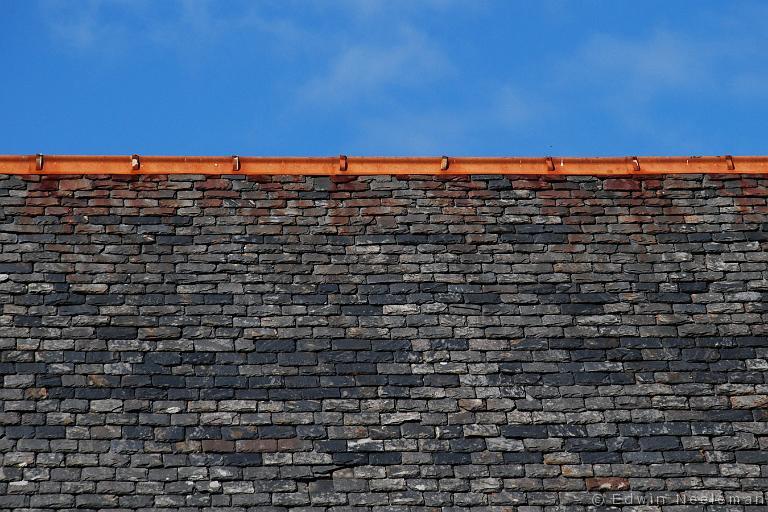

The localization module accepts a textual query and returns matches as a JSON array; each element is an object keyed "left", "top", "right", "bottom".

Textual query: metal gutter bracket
[
  {"left": 545, "top": 157, "right": 555, "bottom": 172},
  {"left": 440, "top": 156, "right": 449, "bottom": 171},
  {"left": 232, "top": 155, "right": 241, "bottom": 172},
  {"left": 131, "top": 154, "right": 140, "bottom": 171},
  {"left": 726, "top": 155, "right": 735, "bottom": 170},
  {"left": 339, "top": 155, "right": 348, "bottom": 172},
  {"left": 35, "top": 154, "right": 44, "bottom": 171}
]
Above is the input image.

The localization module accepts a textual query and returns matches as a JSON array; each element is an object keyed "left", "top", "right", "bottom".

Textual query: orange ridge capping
[{"left": 0, "top": 154, "right": 767, "bottom": 175}]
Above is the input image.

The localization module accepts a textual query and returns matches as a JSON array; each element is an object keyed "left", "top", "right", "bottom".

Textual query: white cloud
[
  {"left": 39, "top": 0, "right": 307, "bottom": 56},
  {"left": 558, "top": 26, "right": 768, "bottom": 106},
  {"left": 354, "top": 108, "right": 467, "bottom": 154},
  {"left": 494, "top": 86, "right": 542, "bottom": 127},
  {"left": 568, "top": 31, "right": 712, "bottom": 99},
  {"left": 41, "top": 0, "right": 136, "bottom": 51},
  {"left": 297, "top": 27, "right": 452, "bottom": 106},
  {"left": 542, "top": 30, "right": 722, "bottom": 142},
  {"left": 344, "top": 85, "right": 553, "bottom": 155},
  {"left": 330, "top": 0, "right": 464, "bottom": 19}
]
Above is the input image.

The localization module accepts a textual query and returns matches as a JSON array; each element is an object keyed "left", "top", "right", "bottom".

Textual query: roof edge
[{"left": 0, "top": 154, "right": 764, "bottom": 175}]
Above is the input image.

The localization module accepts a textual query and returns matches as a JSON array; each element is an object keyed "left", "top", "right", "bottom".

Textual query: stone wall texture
[{"left": 1, "top": 172, "right": 768, "bottom": 511}]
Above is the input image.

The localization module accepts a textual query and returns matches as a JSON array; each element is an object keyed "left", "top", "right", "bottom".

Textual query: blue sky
[{"left": 1, "top": 1, "right": 766, "bottom": 156}]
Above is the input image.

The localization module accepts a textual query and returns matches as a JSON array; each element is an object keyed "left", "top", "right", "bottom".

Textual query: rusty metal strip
[{"left": 1, "top": 154, "right": 767, "bottom": 175}]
